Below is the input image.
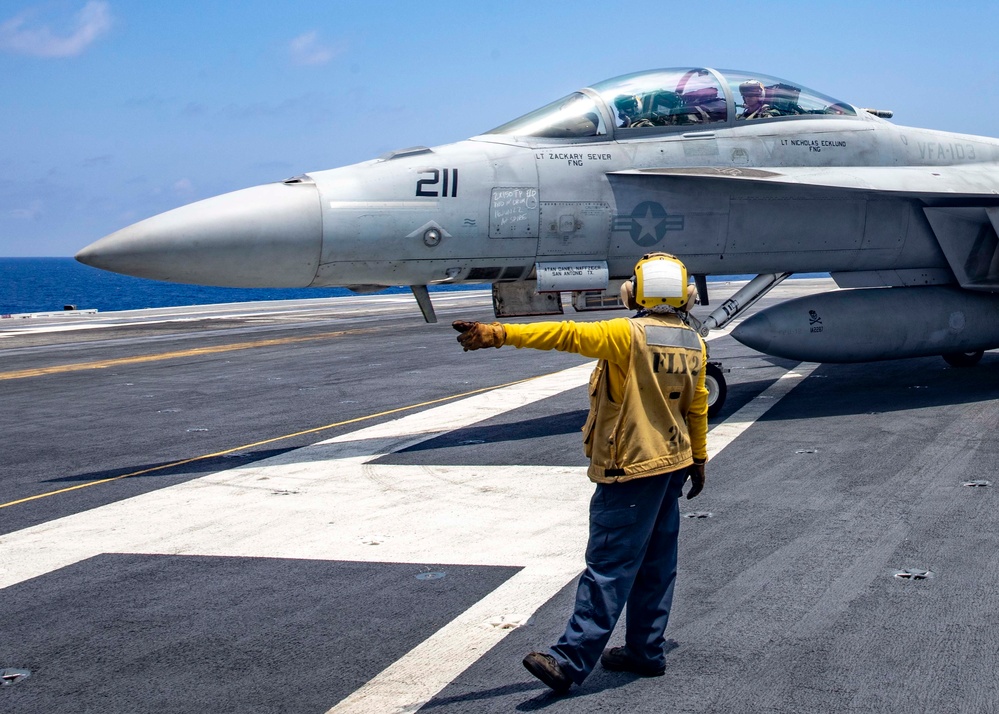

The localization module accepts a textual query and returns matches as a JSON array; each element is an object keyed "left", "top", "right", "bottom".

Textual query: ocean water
[
  {"left": 1, "top": 257, "right": 811, "bottom": 316},
  {"left": 0, "top": 258, "right": 433, "bottom": 315}
]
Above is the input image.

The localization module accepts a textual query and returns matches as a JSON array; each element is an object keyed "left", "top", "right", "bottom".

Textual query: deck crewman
[{"left": 453, "top": 252, "right": 709, "bottom": 694}]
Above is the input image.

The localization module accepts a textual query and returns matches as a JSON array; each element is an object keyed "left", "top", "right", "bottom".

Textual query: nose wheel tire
[
  {"left": 705, "top": 362, "right": 727, "bottom": 418},
  {"left": 942, "top": 350, "right": 984, "bottom": 368}
]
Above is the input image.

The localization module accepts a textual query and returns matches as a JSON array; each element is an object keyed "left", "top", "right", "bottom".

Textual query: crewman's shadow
[
  {"left": 422, "top": 675, "right": 639, "bottom": 712},
  {"left": 419, "top": 682, "right": 543, "bottom": 710}
]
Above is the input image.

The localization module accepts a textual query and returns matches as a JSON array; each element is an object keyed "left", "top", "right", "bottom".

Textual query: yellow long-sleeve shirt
[{"left": 504, "top": 318, "right": 708, "bottom": 464}]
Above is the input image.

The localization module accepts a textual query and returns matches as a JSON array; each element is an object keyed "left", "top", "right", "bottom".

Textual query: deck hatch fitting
[
  {"left": 683, "top": 512, "right": 714, "bottom": 519},
  {"left": 894, "top": 569, "right": 934, "bottom": 580},
  {"left": 1, "top": 669, "right": 31, "bottom": 687},
  {"left": 963, "top": 480, "right": 992, "bottom": 487},
  {"left": 415, "top": 572, "right": 446, "bottom": 581}
]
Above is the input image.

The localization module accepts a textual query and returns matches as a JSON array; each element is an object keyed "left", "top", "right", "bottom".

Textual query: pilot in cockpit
[
  {"left": 738, "top": 80, "right": 779, "bottom": 120},
  {"left": 614, "top": 94, "right": 645, "bottom": 128}
]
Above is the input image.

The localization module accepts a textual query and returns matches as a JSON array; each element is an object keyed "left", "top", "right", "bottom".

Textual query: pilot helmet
[
  {"left": 614, "top": 94, "right": 640, "bottom": 114},
  {"left": 630, "top": 252, "right": 689, "bottom": 309},
  {"left": 739, "top": 80, "right": 765, "bottom": 96}
]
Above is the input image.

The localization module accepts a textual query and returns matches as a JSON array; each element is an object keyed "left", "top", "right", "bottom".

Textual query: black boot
[
  {"left": 600, "top": 646, "right": 666, "bottom": 676},
  {"left": 523, "top": 652, "right": 572, "bottom": 694}
]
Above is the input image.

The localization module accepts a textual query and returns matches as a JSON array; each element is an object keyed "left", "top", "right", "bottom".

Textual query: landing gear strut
[{"left": 684, "top": 272, "right": 792, "bottom": 419}]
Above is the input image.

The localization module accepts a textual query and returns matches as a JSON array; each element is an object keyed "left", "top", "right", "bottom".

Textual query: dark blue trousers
[{"left": 550, "top": 468, "right": 686, "bottom": 683}]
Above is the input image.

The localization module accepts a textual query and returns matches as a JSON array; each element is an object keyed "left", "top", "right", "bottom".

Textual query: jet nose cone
[{"left": 76, "top": 180, "right": 323, "bottom": 288}]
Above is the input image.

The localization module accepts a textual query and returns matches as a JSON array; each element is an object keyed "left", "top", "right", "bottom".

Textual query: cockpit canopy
[{"left": 486, "top": 67, "right": 857, "bottom": 139}]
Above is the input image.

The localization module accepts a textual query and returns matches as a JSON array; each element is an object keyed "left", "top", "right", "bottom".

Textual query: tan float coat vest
[{"left": 582, "top": 315, "right": 705, "bottom": 483}]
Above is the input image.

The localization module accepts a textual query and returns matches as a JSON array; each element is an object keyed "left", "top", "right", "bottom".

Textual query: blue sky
[{"left": 2, "top": 0, "right": 998, "bottom": 257}]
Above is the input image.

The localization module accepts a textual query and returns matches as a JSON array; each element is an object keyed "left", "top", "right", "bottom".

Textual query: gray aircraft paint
[{"left": 76, "top": 67, "right": 999, "bottom": 364}]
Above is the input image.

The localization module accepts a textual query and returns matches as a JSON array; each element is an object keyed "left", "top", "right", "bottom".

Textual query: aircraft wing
[
  {"left": 612, "top": 165, "right": 999, "bottom": 291},
  {"left": 609, "top": 165, "right": 999, "bottom": 199}
]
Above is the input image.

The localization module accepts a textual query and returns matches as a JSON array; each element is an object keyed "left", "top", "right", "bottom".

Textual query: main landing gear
[
  {"left": 942, "top": 350, "right": 985, "bottom": 367},
  {"left": 705, "top": 362, "right": 727, "bottom": 418},
  {"left": 685, "top": 272, "right": 793, "bottom": 419}
]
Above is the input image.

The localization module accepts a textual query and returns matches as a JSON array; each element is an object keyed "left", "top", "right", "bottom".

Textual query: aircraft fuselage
[{"left": 76, "top": 66, "right": 999, "bottom": 365}]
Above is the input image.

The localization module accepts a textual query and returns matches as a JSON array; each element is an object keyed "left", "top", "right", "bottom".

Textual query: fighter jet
[{"left": 77, "top": 67, "right": 999, "bottom": 412}]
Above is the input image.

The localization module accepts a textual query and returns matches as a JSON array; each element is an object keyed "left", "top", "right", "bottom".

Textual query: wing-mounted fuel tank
[{"left": 732, "top": 285, "right": 999, "bottom": 362}]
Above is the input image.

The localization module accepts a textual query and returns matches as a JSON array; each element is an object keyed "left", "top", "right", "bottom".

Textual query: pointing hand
[{"left": 452, "top": 321, "right": 506, "bottom": 351}]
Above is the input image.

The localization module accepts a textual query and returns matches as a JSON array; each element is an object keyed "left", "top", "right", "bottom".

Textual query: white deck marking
[
  {"left": 706, "top": 364, "right": 819, "bottom": 460},
  {"left": 0, "top": 363, "right": 593, "bottom": 589},
  {"left": 703, "top": 325, "right": 734, "bottom": 340},
  {"left": 326, "top": 362, "right": 818, "bottom": 713},
  {"left": 0, "top": 360, "right": 814, "bottom": 713},
  {"left": 0, "top": 292, "right": 494, "bottom": 338}
]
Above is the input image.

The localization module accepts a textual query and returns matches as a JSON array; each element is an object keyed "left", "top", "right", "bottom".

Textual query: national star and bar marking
[{"left": 612, "top": 201, "right": 685, "bottom": 247}]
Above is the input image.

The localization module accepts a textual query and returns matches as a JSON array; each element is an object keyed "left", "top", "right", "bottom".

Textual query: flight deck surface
[{"left": 2, "top": 280, "right": 998, "bottom": 713}]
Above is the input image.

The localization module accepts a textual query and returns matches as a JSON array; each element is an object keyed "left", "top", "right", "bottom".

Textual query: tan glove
[
  {"left": 685, "top": 463, "right": 706, "bottom": 499},
  {"left": 452, "top": 321, "right": 506, "bottom": 351}
]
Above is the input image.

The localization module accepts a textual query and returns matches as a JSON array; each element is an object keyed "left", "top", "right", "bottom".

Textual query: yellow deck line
[
  {"left": 0, "top": 375, "right": 535, "bottom": 510},
  {"left": 0, "top": 328, "right": 376, "bottom": 381}
]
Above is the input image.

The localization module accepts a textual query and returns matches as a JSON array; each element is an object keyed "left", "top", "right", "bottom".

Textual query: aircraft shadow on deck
[
  {"left": 395, "top": 410, "right": 591, "bottom": 454},
  {"left": 41, "top": 355, "right": 999, "bottom": 486},
  {"left": 728, "top": 354, "right": 999, "bottom": 421},
  {"left": 41, "top": 447, "right": 300, "bottom": 486}
]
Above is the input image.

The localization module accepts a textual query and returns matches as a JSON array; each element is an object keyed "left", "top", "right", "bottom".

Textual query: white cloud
[
  {"left": 289, "top": 30, "right": 341, "bottom": 66},
  {"left": 0, "top": 1, "right": 112, "bottom": 58},
  {"left": 172, "top": 178, "right": 194, "bottom": 195},
  {"left": 10, "top": 200, "right": 44, "bottom": 220}
]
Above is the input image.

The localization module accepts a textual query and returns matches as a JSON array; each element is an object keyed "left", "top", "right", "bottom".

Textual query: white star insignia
[{"left": 633, "top": 206, "right": 663, "bottom": 242}]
